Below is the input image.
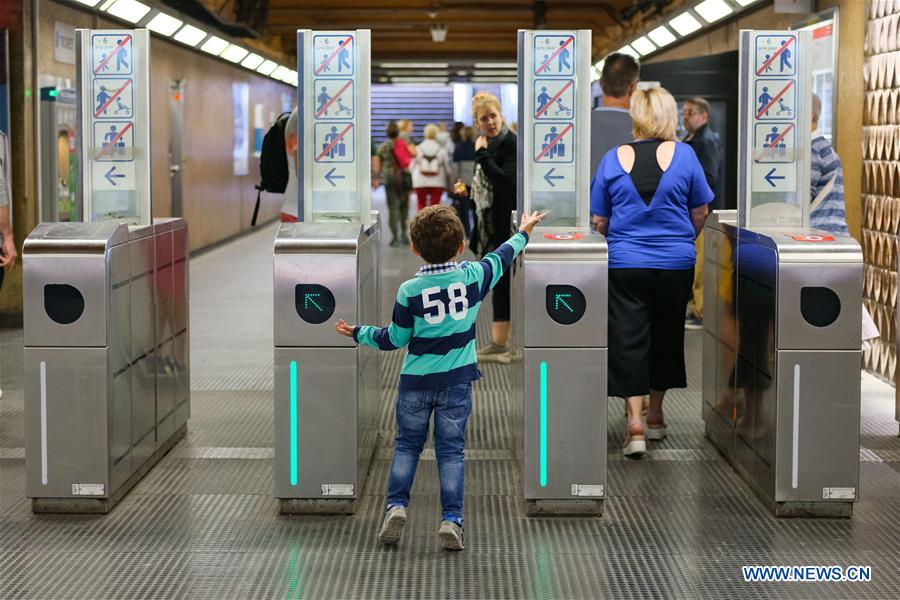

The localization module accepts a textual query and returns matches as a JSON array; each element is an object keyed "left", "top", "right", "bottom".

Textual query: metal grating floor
[{"left": 2, "top": 202, "right": 899, "bottom": 598}]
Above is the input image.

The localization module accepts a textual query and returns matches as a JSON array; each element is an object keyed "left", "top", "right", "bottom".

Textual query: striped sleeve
[
  {"left": 353, "top": 287, "right": 413, "bottom": 351},
  {"left": 477, "top": 232, "right": 528, "bottom": 300}
]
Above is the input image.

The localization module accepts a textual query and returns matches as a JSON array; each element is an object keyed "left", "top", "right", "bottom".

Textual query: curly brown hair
[{"left": 409, "top": 205, "right": 464, "bottom": 263}]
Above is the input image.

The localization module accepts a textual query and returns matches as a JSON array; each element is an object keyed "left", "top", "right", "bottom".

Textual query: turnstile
[
  {"left": 512, "top": 228, "right": 608, "bottom": 515},
  {"left": 273, "top": 219, "right": 380, "bottom": 514},
  {"left": 23, "top": 218, "right": 190, "bottom": 513},
  {"left": 703, "top": 212, "right": 863, "bottom": 517}
]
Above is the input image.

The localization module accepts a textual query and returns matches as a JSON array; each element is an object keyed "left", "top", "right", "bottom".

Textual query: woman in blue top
[{"left": 590, "top": 86, "right": 714, "bottom": 458}]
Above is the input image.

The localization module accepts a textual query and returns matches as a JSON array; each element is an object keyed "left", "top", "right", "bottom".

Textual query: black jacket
[
  {"left": 475, "top": 130, "right": 517, "bottom": 248},
  {"left": 685, "top": 124, "right": 723, "bottom": 208}
]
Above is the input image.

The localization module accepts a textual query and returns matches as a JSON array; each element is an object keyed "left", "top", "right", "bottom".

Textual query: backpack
[
  {"left": 392, "top": 138, "right": 414, "bottom": 170},
  {"left": 251, "top": 111, "right": 291, "bottom": 226},
  {"left": 418, "top": 153, "right": 441, "bottom": 177}
]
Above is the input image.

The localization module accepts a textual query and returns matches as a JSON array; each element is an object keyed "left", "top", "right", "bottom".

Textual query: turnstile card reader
[
  {"left": 23, "top": 219, "right": 190, "bottom": 513},
  {"left": 273, "top": 221, "right": 380, "bottom": 513},
  {"left": 513, "top": 228, "right": 608, "bottom": 514}
]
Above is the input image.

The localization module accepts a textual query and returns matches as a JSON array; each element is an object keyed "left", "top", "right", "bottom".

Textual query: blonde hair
[
  {"left": 630, "top": 86, "right": 677, "bottom": 141},
  {"left": 397, "top": 119, "right": 413, "bottom": 132},
  {"left": 423, "top": 124, "right": 439, "bottom": 140},
  {"left": 472, "top": 91, "right": 502, "bottom": 121}
]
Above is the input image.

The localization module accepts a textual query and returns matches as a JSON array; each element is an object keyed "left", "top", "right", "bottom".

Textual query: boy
[{"left": 336, "top": 205, "right": 545, "bottom": 550}]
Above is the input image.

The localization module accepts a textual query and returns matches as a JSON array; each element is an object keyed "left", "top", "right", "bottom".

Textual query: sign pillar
[
  {"left": 518, "top": 30, "right": 591, "bottom": 227},
  {"left": 738, "top": 30, "right": 812, "bottom": 228},
  {"left": 297, "top": 30, "right": 371, "bottom": 226},
  {"left": 76, "top": 29, "right": 151, "bottom": 225}
]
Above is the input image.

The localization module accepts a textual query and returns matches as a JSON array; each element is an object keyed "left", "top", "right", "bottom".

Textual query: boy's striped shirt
[{"left": 353, "top": 232, "right": 529, "bottom": 390}]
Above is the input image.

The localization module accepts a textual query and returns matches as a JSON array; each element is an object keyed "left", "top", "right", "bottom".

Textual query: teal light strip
[
  {"left": 539, "top": 361, "right": 548, "bottom": 488},
  {"left": 290, "top": 360, "right": 298, "bottom": 486}
]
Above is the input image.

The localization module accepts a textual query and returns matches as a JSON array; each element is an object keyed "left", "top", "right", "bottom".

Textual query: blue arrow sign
[
  {"left": 104, "top": 166, "right": 126, "bottom": 186},
  {"left": 764, "top": 167, "right": 785, "bottom": 188},
  {"left": 324, "top": 167, "right": 345, "bottom": 187},
  {"left": 543, "top": 167, "right": 564, "bottom": 188}
]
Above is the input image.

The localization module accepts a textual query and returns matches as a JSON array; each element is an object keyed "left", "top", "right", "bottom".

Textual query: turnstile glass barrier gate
[{"left": 703, "top": 213, "right": 862, "bottom": 517}]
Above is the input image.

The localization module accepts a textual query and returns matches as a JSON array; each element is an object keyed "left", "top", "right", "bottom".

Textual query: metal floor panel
[{"left": 1, "top": 208, "right": 899, "bottom": 599}]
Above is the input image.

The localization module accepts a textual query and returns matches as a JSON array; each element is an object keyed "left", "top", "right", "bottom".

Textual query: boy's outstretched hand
[
  {"left": 335, "top": 319, "right": 355, "bottom": 337},
  {"left": 518, "top": 211, "right": 548, "bottom": 236}
]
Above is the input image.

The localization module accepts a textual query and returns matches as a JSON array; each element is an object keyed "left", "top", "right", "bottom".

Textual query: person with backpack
[
  {"left": 251, "top": 109, "right": 295, "bottom": 225},
  {"left": 412, "top": 124, "right": 451, "bottom": 211},
  {"left": 377, "top": 121, "right": 410, "bottom": 247}
]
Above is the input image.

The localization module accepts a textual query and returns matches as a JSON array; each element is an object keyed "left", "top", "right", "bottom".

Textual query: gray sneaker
[
  {"left": 477, "top": 343, "right": 511, "bottom": 363},
  {"left": 377, "top": 506, "right": 407, "bottom": 545},
  {"left": 438, "top": 520, "right": 464, "bottom": 550}
]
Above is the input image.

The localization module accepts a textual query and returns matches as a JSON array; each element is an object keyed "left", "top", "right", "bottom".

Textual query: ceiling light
[
  {"left": 474, "top": 62, "right": 517, "bottom": 69},
  {"left": 379, "top": 62, "right": 449, "bottom": 68},
  {"left": 200, "top": 36, "right": 229, "bottom": 55},
  {"left": 591, "top": 66, "right": 601, "bottom": 81},
  {"left": 221, "top": 44, "right": 249, "bottom": 63},
  {"left": 385, "top": 70, "right": 449, "bottom": 77},
  {"left": 73, "top": 0, "right": 103, "bottom": 7},
  {"left": 695, "top": 0, "right": 733, "bottom": 23},
  {"left": 456, "top": 70, "right": 468, "bottom": 76},
  {"left": 390, "top": 76, "right": 449, "bottom": 83},
  {"left": 173, "top": 24, "right": 207, "bottom": 47},
  {"left": 594, "top": 59, "right": 605, "bottom": 72},
  {"left": 241, "top": 53, "right": 264, "bottom": 70},
  {"left": 616, "top": 45, "right": 641, "bottom": 60},
  {"left": 104, "top": 0, "right": 151, "bottom": 23},
  {"left": 648, "top": 25, "right": 677, "bottom": 47},
  {"left": 469, "top": 76, "right": 517, "bottom": 83},
  {"left": 145, "top": 12, "right": 182, "bottom": 36},
  {"left": 430, "top": 24, "right": 448, "bottom": 43},
  {"left": 630, "top": 36, "right": 656, "bottom": 56},
  {"left": 286, "top": 70, "right": 299, "bottom": 85},
  {"left": 271, "top": 66, "right": 291, "bottom": 80},
  {"left": 668, "top": 12, "right": 703, "bottom": 36},
  {"left": 257, "top": 60, "right": 277, "bottom": 76},
  {"left": 733, "top": 0, "right": 760, "bottom": 5}
]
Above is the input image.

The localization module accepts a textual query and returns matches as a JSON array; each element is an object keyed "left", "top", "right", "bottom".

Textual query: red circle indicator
[
  {"left": 788, "top": 234, "right": 834, "bottom": 243},
  {"left": 543, "top": 232, "right": 584, "bottom": 241}
]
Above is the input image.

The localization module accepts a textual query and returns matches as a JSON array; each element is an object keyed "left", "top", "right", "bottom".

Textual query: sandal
[
  {"left": 646, "top": 420, "right": 667, "bottom": 441},
  {"left": 623, "top": 421, "right": 646, "bottom": 458}
]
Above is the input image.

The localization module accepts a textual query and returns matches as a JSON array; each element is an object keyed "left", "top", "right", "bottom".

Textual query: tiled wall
[{"left": 862, "top": 0, "right": 900, "bottom": 380}]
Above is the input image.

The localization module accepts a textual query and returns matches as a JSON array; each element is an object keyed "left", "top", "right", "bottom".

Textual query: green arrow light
[
  {"left": 304, "top": 293, "right": 323, "bottom": 311},
  {"left": 555, "top": 293, "right": 573, "bottom": 312}
]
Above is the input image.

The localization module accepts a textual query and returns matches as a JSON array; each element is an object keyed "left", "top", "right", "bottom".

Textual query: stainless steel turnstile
[
  {"left": 512, "top": 228, "right": 608, "bottom": 515},
  {"left": 273, "top": 220, "right": 380, "bottom": 514},
  {"left": 703, "top": 212, "right": 863, "bottom": 517},
  {"left": 23, "top": 218, "right": 190, "bottom": 513}
]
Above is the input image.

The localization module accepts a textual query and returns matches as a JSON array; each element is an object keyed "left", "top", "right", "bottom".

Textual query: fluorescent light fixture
[
  {"left": 385, "top": 70, "right": 449, "bottom": 77},
  {"left": 257, "top": 60, "right": 278, "bottom": 76},
  {"left": 695, "top": 0, "right": 733, "bottom": 23},
  {"left": 145, "top": 12, "right": 182, "bottom": 37},
  {"left": 220, "top": 44, "right": 249, "bottom": 63},
  {"left": 733, "top": 0, "right": 760, "bottom": 5},
  {"left": 379, "top": 62, "right": 449, "bottom": 69},
  {"left": 73, "top": 0, "right": 103, "bottom": 7},
  {"left": 104, "top": 0, "right": 151, "bottom": 23},
  {"left": 287, "top": 70, "right": 299, "bottom": 85},
  {"left": 594, "top": 59, "right": 606, "bottom": 72},
  {"left": 616, "top": 45, "right": 641, "bottom": 60},
  {"left": 474, "top": 62, "right": 517, "bottom": 69},
  {"left": 669, "top": 12, "right": 703, "bottom": 36},
  {"left": 648, "top": 25, "right": 677, "bottom": 47},
  {"left": 456, "top": 70, "right": 468, "bottom": 76},
  {"left": 173, "top": 24, "right": 207, "bottom": 47},
  {"left": 390, "top": 76, "right": 449, "bottom": 83},
  {"left": 241, "top": 53, "right": 264, "bottom": 70},
  {"left": 630, "top": 36, "right": 657, "bottom": 56},
  {"left": 469, "top": 76, "right": 516, "bottom": 83},
  {"left": 591, "top": 66, "right": 601, "bottom": 81},
  {"left": 271, "top": 66, "right": 291, "bottom": 80},
  {"left": 200, "top": 36, "right": 229, "bottom": 55}
]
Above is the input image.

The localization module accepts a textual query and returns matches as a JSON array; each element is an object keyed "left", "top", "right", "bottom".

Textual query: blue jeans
[{"left": 386, "top": 383, "right": 472, "bottom": 525}]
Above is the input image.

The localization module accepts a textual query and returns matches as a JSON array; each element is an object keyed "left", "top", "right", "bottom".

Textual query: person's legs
[
  {"left": 479, "top": 270, "right": 512, "bottom": 360},
  {"left": 647, "top": 268, "right": 694, "bottom": 438},
  {"left": 415, "top": 188, "right": 428, "bottom": 211},
  {"left": 428, "top": 187, "right": 443, "bottom": 207},
  {"left": 399, "top": 188, "right": 410, "bottom": 243},
  {"left": 386, "top": 389, "right": 434, "bottom": 509},
  {"left": 433, "top": 383, "right": 472, "bottom": 525},
  {"left": 686, "top": 231, "right": 704, "bottom": 329},
  {"left": 608, "top": 269, "right": 652, "bottom": 456},
  {"left": 385, "top": 182, "right": 401, "bottom": 243}
]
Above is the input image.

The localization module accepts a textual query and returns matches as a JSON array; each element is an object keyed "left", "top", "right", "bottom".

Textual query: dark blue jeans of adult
[{"left": 386, "top": 383, "right": 472, "bottom": 525}]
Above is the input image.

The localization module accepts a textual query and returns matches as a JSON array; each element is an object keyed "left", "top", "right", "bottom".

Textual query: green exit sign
[{"left": 545, "top": 284, "right": 586, "bottom": 325}]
